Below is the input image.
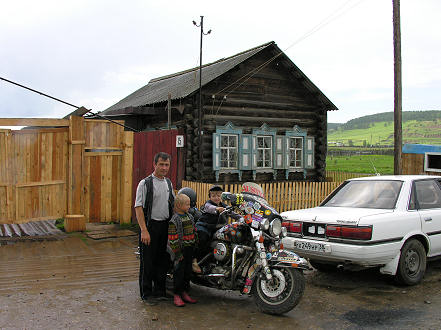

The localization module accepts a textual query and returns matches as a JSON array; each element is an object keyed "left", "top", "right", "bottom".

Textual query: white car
[{"left": 281, "top": 175, "right": 441, "bottom": 285}]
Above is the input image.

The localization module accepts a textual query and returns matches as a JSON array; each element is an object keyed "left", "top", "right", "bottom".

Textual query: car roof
[{"left": 347, "top": 175, "right": 440, "bottom": 182}]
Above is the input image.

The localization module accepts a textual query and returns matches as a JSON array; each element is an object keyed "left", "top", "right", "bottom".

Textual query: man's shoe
[
  {"left": 154, "top": 295, "right": 169, "bottom": 301},
  {"left": 142, "top": 297, "right": 157, "bottom": 306},
  {"left": 181, "top": 292, "right": 197, "bottom": 304},
  {"left": 174, "top": 294, "right": 185, "bottom": 307}
]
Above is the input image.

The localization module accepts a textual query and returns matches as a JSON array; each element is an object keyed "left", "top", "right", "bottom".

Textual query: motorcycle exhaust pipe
[{"left": 203, "top": 274, "right": 225, "bottom": 277}]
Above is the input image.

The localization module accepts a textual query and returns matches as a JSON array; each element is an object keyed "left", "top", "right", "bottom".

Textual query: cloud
[{"left": 1, "top": 0, "right": 441, "bottom": 124}]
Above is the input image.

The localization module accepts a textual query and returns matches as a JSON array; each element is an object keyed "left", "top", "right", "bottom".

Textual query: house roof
[
  {"left": 101, "top": 41, "right": 337, "bottom": 115},
  {"left": 402, "top": 144, "right": 441, "bottom": 154}
]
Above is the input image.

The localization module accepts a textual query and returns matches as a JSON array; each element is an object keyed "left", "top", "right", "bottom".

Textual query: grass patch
[
  {"left": 55, "top": 218, "right": 65, "bottom": 231},
  {"left": 326, "top": 154, "right": 394, "bottom": 175},
  {"left": 119, "top": 222, "right": 139, "bottom": 231}
]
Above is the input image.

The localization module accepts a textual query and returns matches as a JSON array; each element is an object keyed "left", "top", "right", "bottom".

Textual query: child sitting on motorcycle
[
  {"left": 168, "top": 193, "right": 199, "bottom": 307},
  {"left": 195, "top": 185, "right": 242, "bottom": 262}
]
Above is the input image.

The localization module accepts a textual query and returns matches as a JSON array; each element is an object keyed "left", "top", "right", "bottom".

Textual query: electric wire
[
  {"left": 213, "top": 0, "right": 365, "bottom": 104},
  {"left": 0, "top": 76, "right": 139, "bottom": 132}
]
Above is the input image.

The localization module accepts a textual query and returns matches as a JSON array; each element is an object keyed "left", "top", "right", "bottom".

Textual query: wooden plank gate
[
  {"left": 0, "top": 117, "right": 133, "bottom": 231},
  {"left": 0, "top": 126, "right": 69, "bottom": 224}
]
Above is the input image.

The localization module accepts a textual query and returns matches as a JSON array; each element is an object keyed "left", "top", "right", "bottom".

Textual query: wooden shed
[
  {"left": 100, "top": 41, "right": 338, "bottom": 183},
  {"left": 402, "top": 144, "right": 441, "bottom": 175}
]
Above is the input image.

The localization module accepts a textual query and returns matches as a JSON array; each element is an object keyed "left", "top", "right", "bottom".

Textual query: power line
[
  {"left": 0, "top": 76, "right": 139, "bottom": 132},
  {"left": 213, "top": 0, "right": 365, "bottom": 101},
  {"left": 1, "top": 76, "right": 80, "bottom": 109}
]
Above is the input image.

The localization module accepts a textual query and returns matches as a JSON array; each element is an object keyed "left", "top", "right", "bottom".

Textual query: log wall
[{"left": 186, "top": 48, "right": 329, "bottom": 183}]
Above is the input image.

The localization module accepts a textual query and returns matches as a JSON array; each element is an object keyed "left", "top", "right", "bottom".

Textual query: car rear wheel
[{"left": 395, "top": 239, "right": 426, "bottom": 286}]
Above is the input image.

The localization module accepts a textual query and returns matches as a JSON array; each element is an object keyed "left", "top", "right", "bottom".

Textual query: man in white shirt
[{"left": 134, "top": 152, "right": 174, "bottom": 305}]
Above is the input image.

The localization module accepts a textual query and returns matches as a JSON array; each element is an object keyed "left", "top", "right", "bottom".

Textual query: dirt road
[{"left": 1, "top": 234, "right": 441, "bottom": 329}]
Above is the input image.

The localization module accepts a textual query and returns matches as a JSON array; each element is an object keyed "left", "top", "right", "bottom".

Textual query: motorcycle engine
[{"left": 213, "top": 242, "right": 230, "bottom": 262}]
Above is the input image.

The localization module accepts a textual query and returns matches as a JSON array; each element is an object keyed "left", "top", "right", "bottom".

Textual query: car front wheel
[{"left": 395, "top": 239, "right": 426, "bottom": 286}]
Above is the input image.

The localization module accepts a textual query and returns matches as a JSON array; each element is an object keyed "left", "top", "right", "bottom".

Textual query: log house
[{"left": 100, "top": 41, "right": 338, "bottom": 183}]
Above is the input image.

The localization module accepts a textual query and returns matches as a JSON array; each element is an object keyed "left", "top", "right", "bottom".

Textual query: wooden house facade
[
  {"left": 402, "top": 144, "right": 441, "bottom": 175},
  {"left": 100, "top": 41, "right": 338, "bottom": 183}
]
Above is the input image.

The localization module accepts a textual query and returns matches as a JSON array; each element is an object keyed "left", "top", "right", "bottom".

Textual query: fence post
[
  {"left": 120, "top": 131, "right": 134, "bottom": 224},
  {"left": 65, "top": 115, "right": 85, "bottom": 232}
]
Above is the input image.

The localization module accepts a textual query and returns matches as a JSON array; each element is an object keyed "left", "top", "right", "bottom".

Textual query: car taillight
[
  {"left": 326, "top": 225, "right": 372, "bottom": 240},
  {"left": 282, "top": 221, "right": 302, "bottom": 234}
]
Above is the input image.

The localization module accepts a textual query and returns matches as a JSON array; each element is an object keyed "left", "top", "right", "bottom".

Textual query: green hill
[{"left": 328, "top": 111, "right": 441, "bottom": 146}]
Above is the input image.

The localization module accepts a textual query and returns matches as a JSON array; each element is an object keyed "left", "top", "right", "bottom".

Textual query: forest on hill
[{"left": 328, "top": 110, "right": 441, "bottom": 146}]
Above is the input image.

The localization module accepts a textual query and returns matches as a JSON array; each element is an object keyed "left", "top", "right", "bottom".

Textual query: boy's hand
[{"left": 216, "top": 206, "right": 225, "bottom": 213}]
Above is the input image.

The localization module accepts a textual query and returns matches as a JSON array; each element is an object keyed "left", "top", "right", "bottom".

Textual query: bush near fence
[{"left": 181, "top": 180, "right": 341, "bottom": 214}]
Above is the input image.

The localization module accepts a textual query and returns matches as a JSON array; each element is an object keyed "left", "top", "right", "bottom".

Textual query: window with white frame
[
  {"left": 256, "top": 136, "right": 272, "bottom": 168},
  {"left": 289, "top": 137, "right": 303, "bottom": 168},
  {"left": 220, "top": 134, "right": 238, "bottom": 168}
]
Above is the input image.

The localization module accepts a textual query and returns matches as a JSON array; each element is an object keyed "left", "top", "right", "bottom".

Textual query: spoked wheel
[
  {"left": 252, "top": 268, "right": 305, "bottom": 315},
  {"left": 395, "top": 239, "right": 426, "bottom": 286}
]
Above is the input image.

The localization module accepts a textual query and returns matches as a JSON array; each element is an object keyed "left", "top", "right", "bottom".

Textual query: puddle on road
[{"left": 343, "top": 307, "right": 418, "bottom": 327}]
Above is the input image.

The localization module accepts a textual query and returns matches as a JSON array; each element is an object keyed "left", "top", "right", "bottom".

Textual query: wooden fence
[
  {"left": 0, "top": 126, "right": 69, "bottom": 224},
  {"left": 0, "top": 117, "right": 133, "bottom": 231},
  {"left": 181, "top": 180, "right": 341, "bottom": 214},
  {"left": 325, "top": 170, "right": 374, "bottom": 182}
]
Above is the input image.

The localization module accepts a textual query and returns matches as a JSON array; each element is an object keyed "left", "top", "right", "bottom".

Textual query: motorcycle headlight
[
  {"left": 281, "top": 226, "right": 288, "bottom": 237},
  {"left": 260, "top": 218, "right": 270, "bottom": 231},
  {"left": 269, "top": 219, "right": 282, "bottom": 237}
]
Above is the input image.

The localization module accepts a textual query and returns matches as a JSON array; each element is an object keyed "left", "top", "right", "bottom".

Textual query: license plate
[{"left": 294, "top": 241, "right": 326, "bottom": 252}]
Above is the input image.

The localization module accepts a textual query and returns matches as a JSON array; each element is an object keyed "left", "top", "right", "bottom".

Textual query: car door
[{"left": 412, "top": 179, "right": 441, "bottom": 256}]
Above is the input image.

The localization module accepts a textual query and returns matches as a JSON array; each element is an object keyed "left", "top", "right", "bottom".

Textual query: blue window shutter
[
  {"left": 212, "top": 132, "right": 221, "bottom": 171},
  {"left": 284, "top": 136, "right": 290, "bottom": 169},
  {"left": 305, "top": 136, "right": 315, "bottom": 169},
  {"left": 274, "top": 135, "right": 285, "bottom": 169},
  {"left": 239, "top": 134, "right": 253, "bottom": 170},
  {"left": 252, "top": 135, "right": 257, "bottom": 169}
]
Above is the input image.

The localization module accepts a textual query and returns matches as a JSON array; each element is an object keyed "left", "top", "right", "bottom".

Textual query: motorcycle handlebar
[{"left": 219, "top": 205, "right": 234, "bottom": 216}]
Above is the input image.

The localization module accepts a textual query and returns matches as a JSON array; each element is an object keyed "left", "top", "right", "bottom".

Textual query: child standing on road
[{"left": 168, "top": 193, "right": 198, "bottom": 307}]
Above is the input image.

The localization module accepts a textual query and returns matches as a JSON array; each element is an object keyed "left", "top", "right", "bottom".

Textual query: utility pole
[
  {"left": 193, "top": 16, "right": 211, "bottom": 178},
  {"left": 393, "top": 0, "right": 402, "bottom": 174}
]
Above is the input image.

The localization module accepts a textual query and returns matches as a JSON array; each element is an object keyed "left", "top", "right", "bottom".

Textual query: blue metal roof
[{"left": 402, "top": 144, "right": 441, "bottom": 154}]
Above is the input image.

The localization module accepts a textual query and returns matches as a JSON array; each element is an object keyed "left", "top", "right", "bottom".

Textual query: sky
[{"left": 1, "top": 0, "right": 441, "bottom": 125}]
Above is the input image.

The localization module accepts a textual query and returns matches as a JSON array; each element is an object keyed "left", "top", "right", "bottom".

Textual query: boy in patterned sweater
[{"left": 168, "top": 193, "right": 198, "bottom": 307}]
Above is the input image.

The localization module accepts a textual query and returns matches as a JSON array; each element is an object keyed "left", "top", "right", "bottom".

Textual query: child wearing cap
[{"left": 195, "top": 185, "right": 242, "bottom": 262}]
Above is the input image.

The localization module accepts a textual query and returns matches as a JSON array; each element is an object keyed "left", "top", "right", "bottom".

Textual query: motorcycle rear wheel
[{"left": 252, "top": 268, "right": 305, "bottom": 315}]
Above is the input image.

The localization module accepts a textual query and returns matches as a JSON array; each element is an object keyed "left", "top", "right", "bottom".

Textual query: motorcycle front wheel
[{"left": 252, "top": 268, "right": 305, "bottom": 315}]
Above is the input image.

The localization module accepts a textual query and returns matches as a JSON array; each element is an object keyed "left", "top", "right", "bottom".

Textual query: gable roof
[{"left": 101, "top": 41, "right": 337, "bottom": 115}]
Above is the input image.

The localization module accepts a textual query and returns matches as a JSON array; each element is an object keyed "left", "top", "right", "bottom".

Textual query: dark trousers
[
  {"left": 173, "top": 247, "right": 194, "bottom": 294},
  {"left": 139, "top": 219, "right": 169, "bottom": 299},
  {"left": 196, "top": 228, "right": 212, "bottom": 260}
]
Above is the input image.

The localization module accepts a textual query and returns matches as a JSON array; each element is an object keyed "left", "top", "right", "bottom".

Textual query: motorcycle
[{"left": 168, "top": 183, "right": 310, "bottom": 315}]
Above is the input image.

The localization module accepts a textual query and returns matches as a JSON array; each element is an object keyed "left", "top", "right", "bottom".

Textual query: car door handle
[{"left": 424, "top": 217, "right": 432, "bottom": 222}]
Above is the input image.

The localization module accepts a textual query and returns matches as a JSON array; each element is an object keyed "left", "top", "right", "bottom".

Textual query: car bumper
[{"left": 282, "top": 236, "right": 401, "bottom": 267}]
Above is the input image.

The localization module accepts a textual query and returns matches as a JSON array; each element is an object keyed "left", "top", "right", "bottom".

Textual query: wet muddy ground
[{"left": 1, "top": 234, "right": 441, "bottom": 329}]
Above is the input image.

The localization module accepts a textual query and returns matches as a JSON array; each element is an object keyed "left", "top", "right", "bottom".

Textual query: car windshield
[{"left": 321, "top": 180, "right": 403, "bottom": 209}]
